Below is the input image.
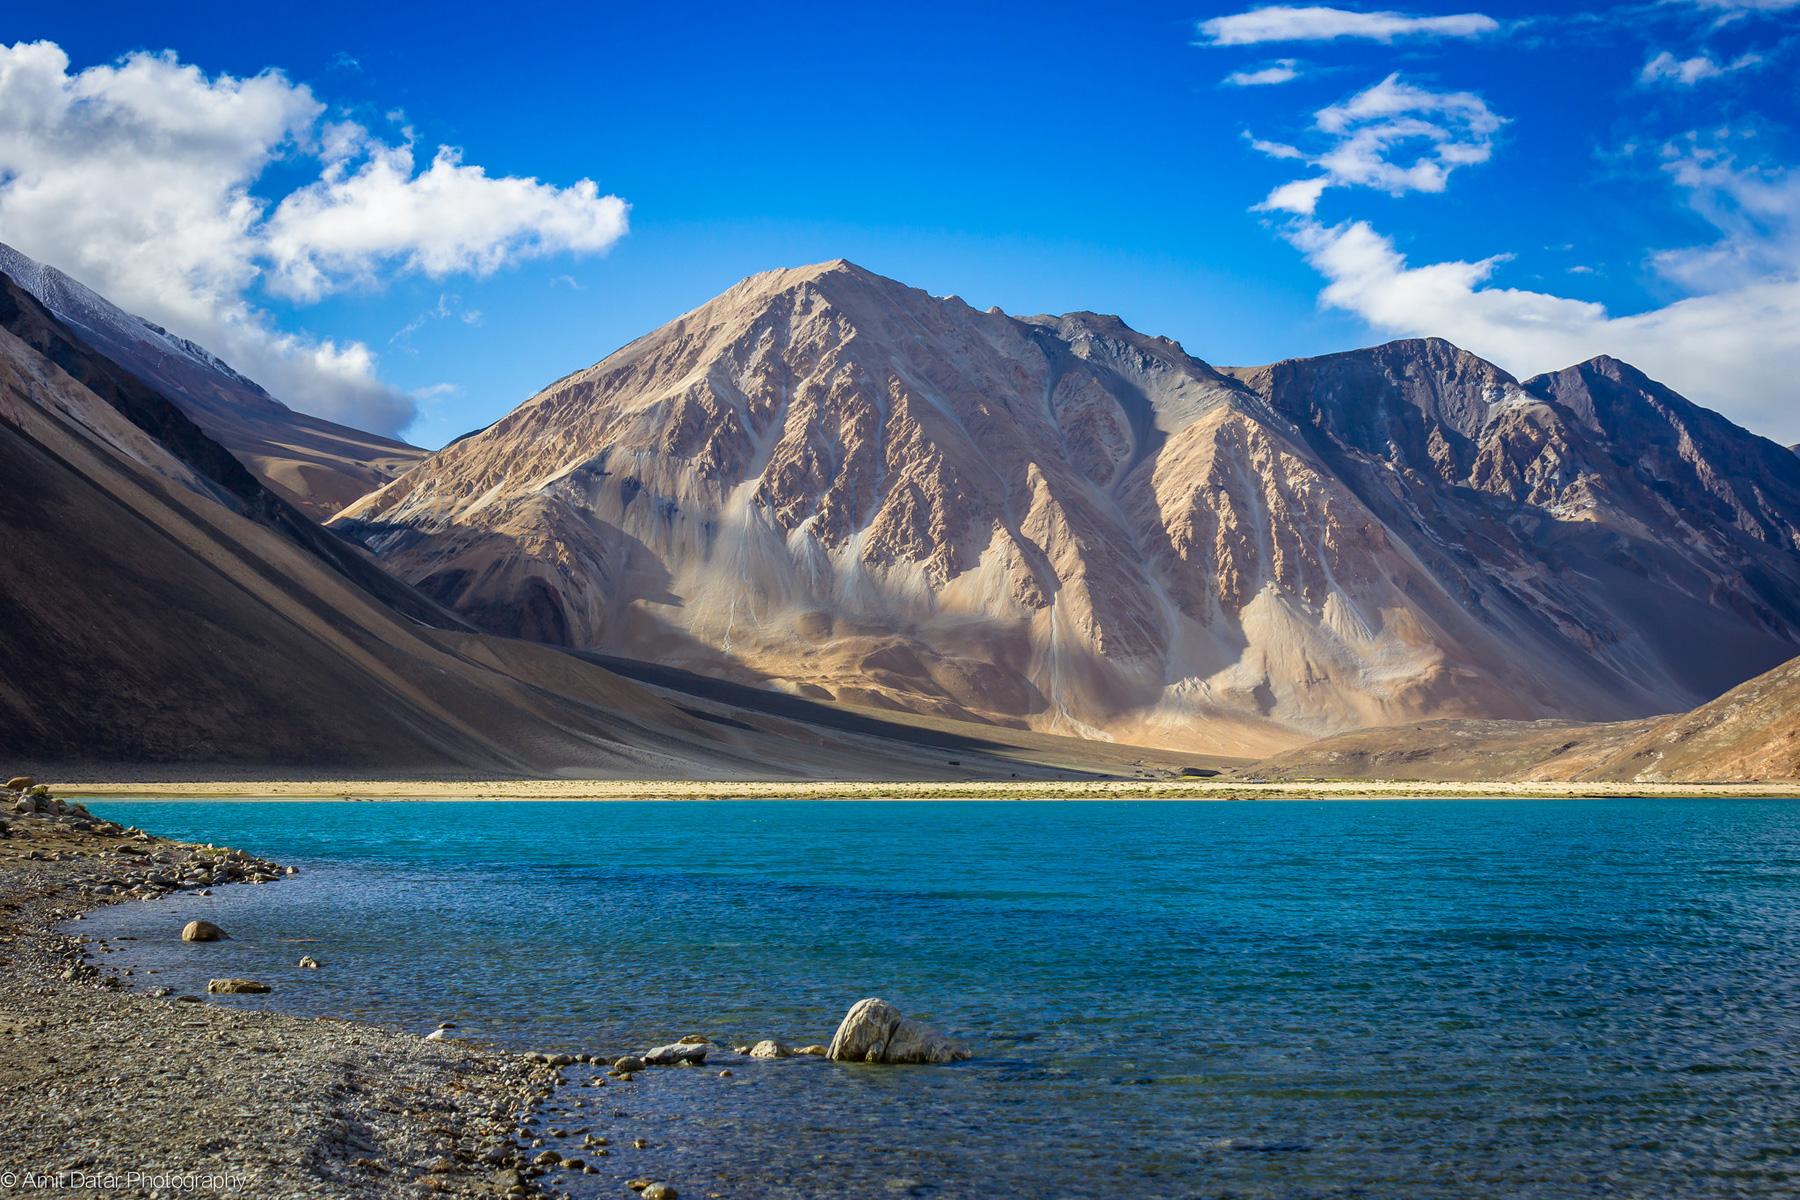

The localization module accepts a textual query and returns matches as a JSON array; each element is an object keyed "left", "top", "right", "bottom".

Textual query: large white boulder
[{"left": 826, "top": 998, "right": 971, "bottom": 1064}]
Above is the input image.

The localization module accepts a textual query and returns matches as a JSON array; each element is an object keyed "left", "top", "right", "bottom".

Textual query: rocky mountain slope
[
  {"left": 1249, "top": 650, "right": 1800, "bottom": 783},
  {"left": 335, "top": 261, "right": 1800, "bottom": 754},
  {"left": 0, "top": 242, "right": 422, "bottom": 519},
  {"left": 0, "top": 265, "right": 1142, "bottom": 779}
]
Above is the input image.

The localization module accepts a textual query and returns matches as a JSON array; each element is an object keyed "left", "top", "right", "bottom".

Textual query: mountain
[
  {"left": 0, "top": 242, "right": 423, "bottom": 520},
  {"left": 2, "top": 263, "right": 1170, "bottom": 779},
  {"left": 334, "top": 261, "right": 1800, "bottom": 754},
  {"left": 1248, "top": 651, "right": 1800, "bottom": 783},
  {"left": 1592, "top": 651, "right": 1800, "bottom": 781}
]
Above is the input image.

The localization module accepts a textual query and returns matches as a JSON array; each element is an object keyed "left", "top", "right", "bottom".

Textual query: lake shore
[
  {"left": 54, "top": 777, "right": 1800, "bottom": 800},
  {"left": 0, "top": 787, "right": 562, "bottom": 1197}
]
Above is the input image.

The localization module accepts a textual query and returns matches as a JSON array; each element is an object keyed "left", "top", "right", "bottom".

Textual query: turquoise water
[{"left": 77, "top": 799, "right": 1800, "bottom": 1198}]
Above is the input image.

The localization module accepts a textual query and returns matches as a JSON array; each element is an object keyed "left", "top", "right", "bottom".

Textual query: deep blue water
[{"left": 73, "top": 798, "right": 1800, "bottom": 1198}]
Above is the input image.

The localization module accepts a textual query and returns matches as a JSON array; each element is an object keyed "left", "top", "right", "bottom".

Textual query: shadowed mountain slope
[
  {"left": 0, "top": 242, "right": 423, "bottom": 520},
  {"left": 0, "top": 267, "right": 1163, "bottom": 780}
]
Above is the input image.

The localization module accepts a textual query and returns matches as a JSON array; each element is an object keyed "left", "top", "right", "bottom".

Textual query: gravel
[{"left": 0, "top": 789, "right": 564, "bottom": 1197}]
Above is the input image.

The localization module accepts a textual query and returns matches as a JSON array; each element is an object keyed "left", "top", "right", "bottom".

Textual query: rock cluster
[{"left": 1, "top": 780, "right": 284, "bottom": 901}]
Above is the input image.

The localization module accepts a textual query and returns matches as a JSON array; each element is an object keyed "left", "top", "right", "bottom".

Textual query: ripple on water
[{"left": 71, "top": 798, "right": 1800, "bottom": 1198}]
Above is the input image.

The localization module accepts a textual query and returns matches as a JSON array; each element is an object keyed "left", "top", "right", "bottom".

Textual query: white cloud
[
  {"left": 1283, "top": 177, "right": 1800, "bottom": 442},
  {"left": 1226, "top": 59, "right": 1301, "bottom": 86},
  {"left": 389, "top": 292, "right": 483, "bottom": 348},
  {"left": 264, "top": 135, "right": 627, "bottom": 302},
  {"left": 1689, "top": 0, "right": 1799, "bottom": 9},
  {"left": 1640, "top": 49, "right": 1763, "bottom": 85},
  {"left": 1199, "top": 5, "right": 1499, "bottom": 46},
  {"left": 1246, "top": 133, "right": 1308, "bottom": 160},
  {"left": 1259, "top": 177, "right": 1333, "bottom": 214},
  {"left": 1653, "top": 141, "right": 1800, "bottom": 291},
  {"left": 1253, "top": 74, "right": 1504, "bottom": 212},
  {"left": 0, "top": 40, "right": 628, "bottom": 436}
]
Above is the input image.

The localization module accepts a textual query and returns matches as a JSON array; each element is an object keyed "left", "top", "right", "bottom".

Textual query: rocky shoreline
[
  {"left": 1, "top": 782, "right": 979, "bottom": 1199},
  {"left": 0, "top": 781, "right": 567, "bottom": 1198}
]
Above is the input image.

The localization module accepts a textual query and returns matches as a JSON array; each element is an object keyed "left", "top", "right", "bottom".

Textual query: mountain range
[
  {"left": 3, "top": 244, "right": 1795, "bottom": 780},
  {"left": 333, "top": 260, "right": 1800, "bottom": 756},
  {"left": 3, "top": 249, "right": 1194, "bottom": 780}
]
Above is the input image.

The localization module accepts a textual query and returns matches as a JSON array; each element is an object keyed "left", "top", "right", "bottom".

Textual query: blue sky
[{"left": 4, "top": 1, "right": 1797, "bottom": 446}]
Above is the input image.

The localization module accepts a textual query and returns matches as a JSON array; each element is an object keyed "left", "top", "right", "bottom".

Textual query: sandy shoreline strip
[{"left": 55, "top": 778, "right": 1800, "bottom": 801}]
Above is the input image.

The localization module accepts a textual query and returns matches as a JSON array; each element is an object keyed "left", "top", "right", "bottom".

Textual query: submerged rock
[
  {"left": 181, "top": 920, "right": 228, "bottom": 942},
  {"left": 207, "top": 978, "right": 270, "bottom": 995},
  {"left": 827, "top": 998, "right": 971, "bottom": 1064},
  {"left": 748, "top": 1040, "right": 791, "bottom": 1059},
  {"left": 297, "top": 955, "right": 320, "bottom": 969}
]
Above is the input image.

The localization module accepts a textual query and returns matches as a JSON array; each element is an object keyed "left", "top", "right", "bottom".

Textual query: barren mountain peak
[{"left": 335, "top": 264, "right": 1800, "bottom": 755}]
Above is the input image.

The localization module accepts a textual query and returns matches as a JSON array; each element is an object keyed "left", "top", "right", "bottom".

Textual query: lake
[{"left": 75, "top": 798, "right": 1800, "bottom": 1198}]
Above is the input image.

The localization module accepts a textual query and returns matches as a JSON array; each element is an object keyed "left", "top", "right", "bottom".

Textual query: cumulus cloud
[
  {"left": 264, "top": 136, "right": 627, "bottom": 302},
  {"left": 1225, "top": 59, "right": 1301, "bottom": 86},
  {"left": 1198, "top": 5, "right": 1499, "bottom": 46},
  {"left": 1280, "top": 144, "right": 1800, "bottom": 442},
  {"left": 0, "top": 40, "right": 628, "bottom": 436},
  {"left": 1640, "top": 49, "right": 1763, "bottom": 85},
  {"left": 1251, "top": 74, "right": 1504, "bottom": 214}
]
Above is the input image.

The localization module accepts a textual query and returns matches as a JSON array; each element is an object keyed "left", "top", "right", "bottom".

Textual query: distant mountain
[
  {"left": 0, "top": 242, "right": 422, "bottom": 519},
  {"left": 335, "top": 261, "right": 1800, "bottom": 754},
  {"left": 1248, "top": 650, "right": 1800, "bottom": 784}
]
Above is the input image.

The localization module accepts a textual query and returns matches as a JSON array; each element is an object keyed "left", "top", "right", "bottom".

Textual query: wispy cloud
[
  {"left": 1251, "top": 74, "right": 1504, "bottom": 215},
  {"left": 1688, "top": 0, "right": 1799, "bottom": 10},
  {"left": 1640, "top": 48, "right": 1763, "bottom": 85},
  {"left": 1244, "top": 132, "right": 1308, "bottom": 160},
  {"left": 390, "top": 293, "right": 483, "bottom": 347},
  {"left": 1198, "top": 5, "right": 1499, "bottom": 46},
  {"left": 1225, "top": 59, "right": 1301, "bottom": 86}
]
